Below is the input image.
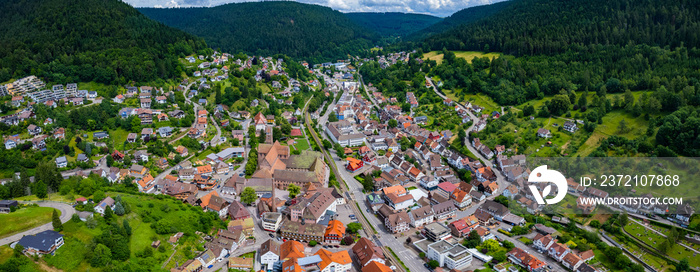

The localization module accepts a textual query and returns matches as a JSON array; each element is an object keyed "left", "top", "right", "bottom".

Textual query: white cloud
[{"left": 125, "top": 0, "right": 505, "bottom": 17}]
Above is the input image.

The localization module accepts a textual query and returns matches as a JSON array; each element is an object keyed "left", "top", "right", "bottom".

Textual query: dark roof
[
  {"left": 18, "top": 230, "right": 63, "bottom": 252},
  {"left": 0, "top": 200, "right": 18, "bottom": 207}
]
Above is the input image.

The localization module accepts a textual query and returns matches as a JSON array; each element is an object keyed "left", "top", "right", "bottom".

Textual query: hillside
[
  {"left": 407, "top": 1, "right": 512, "bottom": 41},
  {"left": 423, "top": 0, "right": 700, "bottom": 55},
  {"left": 139, "top": 2, "right": 379, "bottom": 63},
  {"left": 0, "top": 0, "right": 207, "bottom": 85},
  {"left": 345, "top": 12, "right": 442, "bottom": 37}
]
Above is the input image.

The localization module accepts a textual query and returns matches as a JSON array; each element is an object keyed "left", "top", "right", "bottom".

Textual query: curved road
[
  {"left": 425, "top": 77, "right": 508, "bottom": 198},
  {"left": 0, "top": 202, "right": 76, "bottom": 246}
]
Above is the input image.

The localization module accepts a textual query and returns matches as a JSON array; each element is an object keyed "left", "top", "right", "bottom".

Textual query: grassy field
[
  {"left": 110, "top": 128, "right": 129, "bottom": 147},
  {"left": 0, "top": 246, "right": 13, "bottom": 264},
  {"left": 14, "top": 193, "right": 83, "bottom": 203},
  {"left": 259, "top": 83, "right": 272, "bottom": 94},
  {"left": 518, "top": 237, "right": 532, "bottom": 244},
  {"left": 440, "top": 89, "right": 502, "bottom": 115},
  {"left": 43, "top": 193, "right": 219, "bottom": 271},
  {"left": 0, "top": 206, "right": 56, "bottom": 238},
  {"left": 292, "top": 138, "right": 310, "bottom": 150},
  {"left": 423, "top": 51, "right": 501, "bottom": 65}
]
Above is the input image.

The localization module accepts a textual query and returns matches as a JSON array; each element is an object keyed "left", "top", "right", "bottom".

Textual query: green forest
[
  {"left": 412, "top": 0, "right": 700, "bottom": 156},
  {"left": 0, "top": 0, "right": 208, "bottom": 85},
  {"left": 139, "top": 2, "right": 379, "bottom": 64},
  {"left": 407, "top": 0, "right": 512, "bottom": 41},
  {"left": 345, "top": 12, "right": 442, "bottom": 38},
  {"left": 423, "top": 0, "right": 700, "bottom": 55}
]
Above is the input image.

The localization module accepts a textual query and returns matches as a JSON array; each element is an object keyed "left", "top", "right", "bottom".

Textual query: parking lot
[{"left": 335, "top": 203, "right": 359, "bottom": 225}]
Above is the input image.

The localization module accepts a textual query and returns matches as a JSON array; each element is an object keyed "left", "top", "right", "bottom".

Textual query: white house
[
  {"left": 55, "top": 156, "right": 67, "bottom": 168},
  {"left": 94, "top": 197, "right": 115, "bottom": 215},
  {"left": 259, "top": 239, "right": 280, "bottom": 271}
]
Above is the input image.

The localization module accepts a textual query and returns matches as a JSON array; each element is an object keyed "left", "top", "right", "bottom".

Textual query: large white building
[
  {"left": 261, "top": 212, "right": 283, "bottom": 232},
  {"left": 259, "top": 239, "right": 280, "bottom": 271},
  {"left": 413, "top": 239, "right": 472, "bottom": 270},
  {"left": 4, "top": 75, "right": 45, "bottom": 96},
  {"left": 325, "top": 120, "right": 365, "bottom": 147}
]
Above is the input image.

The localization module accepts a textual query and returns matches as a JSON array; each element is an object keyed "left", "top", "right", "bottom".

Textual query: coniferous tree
[
  {"left": 52, "top": 209, "right": 63, "bottom": 231},
  {"left": 103, "top": 206, "right": 113, "bottom": 221}
]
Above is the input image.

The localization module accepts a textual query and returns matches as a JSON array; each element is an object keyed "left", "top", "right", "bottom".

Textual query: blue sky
[{"left": 125, "top": 0, "right": 503, "bottom": 17}]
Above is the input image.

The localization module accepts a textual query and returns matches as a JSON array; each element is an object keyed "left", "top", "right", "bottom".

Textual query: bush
[
  {"left": 309, "top": 240, "right": 318, "bottom": 246},
  {"left": 497, "top": 229, "right": 513, "bottom": 237}
]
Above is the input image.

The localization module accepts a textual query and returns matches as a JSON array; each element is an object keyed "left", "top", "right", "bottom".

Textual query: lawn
[
  {"left": 0, "top": 206, "right": 56, "bottom": 238},
  {"left": 574, "top": 131, "right": 606, "bottom": 157},
  {"left": 13, "top": 192, "right": 83, "bottom": 204},
  {"left": 128, "top": 215, "right": 158, "bottom": 258},
  {"left": 0, "top": 246, "right": 13, "bottom": 264},
  {"left": 423, "top": 51, "right": 501, "bottom": 65},
  {"left": 196, "top": 149, "right": 214, "bottom": 161},
  {"left": 259, "top": 83, "right": 272, "bottom": 94},
  {"left": 240, "top": 251, "right": 255, "bottom": 258},
  {"left": 292, "top": 138, "right": 310, "bottom": 151},
  {"left": 551, "top": 194, "right": 579, "bottom": 216},
  {"left": 594, "top": 110, "right": 649, "bottom": 138},
  {"left": 110, "top": 128, "right": 129, "bottom": 147},
  {"left": 518, "top": 237, "right": 532, "bottom": 244}
]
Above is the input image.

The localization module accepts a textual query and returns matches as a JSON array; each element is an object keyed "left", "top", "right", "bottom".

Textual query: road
[
  {"left": 495, "top": 232, "right": 567, "bottom": 272},
  {"left": 208, "top": 114, "right": 223, "bottom": 147},
  {"left": 59, "top": 154, "right": 109, "bottom": 179},
  {"left": 359, "top": 75, "right": 380, "bottom": 110},
  {"left": 425, "top": 77, "right": 508, "bottom": 199},
  {"left": 0, "top": 202, "right": 76, "bottom": 246},
  {"left": 304, "top": 96, "right": 421, "bottom": 272},
  {"left": 153, "top": 154, "right": 195, "bottom": 188},
  {"left": 335, "top": 158, "right": 426, "bottom": 272}
]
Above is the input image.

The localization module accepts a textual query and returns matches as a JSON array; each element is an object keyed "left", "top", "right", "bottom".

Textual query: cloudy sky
[{"left": 125, "top": 0, "right": 502, "bottom": 17}]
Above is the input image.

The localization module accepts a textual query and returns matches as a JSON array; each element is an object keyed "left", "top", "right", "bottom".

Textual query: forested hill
[
  {"left": 423, "top": 0, "right": 700, "bottom": 56},
  {"left": 139, "top": 2, "right": 379, "bottom": 63},
  {"left": 345, "top": 12, "right": 442, "bottom": 38},
  {"left": 0, "top": 0, "right": 207, "bottom": 85},
  {"left": 407, "top": 1, "right": 512, "bottom": 41}
]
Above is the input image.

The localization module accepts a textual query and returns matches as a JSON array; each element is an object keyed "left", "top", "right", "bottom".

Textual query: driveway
[{"left": 0, "top": 201, "right": 76, "bottom": 246}]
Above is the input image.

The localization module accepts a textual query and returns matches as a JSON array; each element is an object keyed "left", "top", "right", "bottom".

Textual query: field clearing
[
  {"left": 586, "top": 213, "right": 612, "bottom": 226},
  {"left": 439, "top": 89, "right": 502, "bottom": 115},
  {"left": 0, "top": 206, "right": 56, "bottom": 238},
  {"left": 259, "top": 83, "right": 272, "bottom": 94},
  {"left": 129, "top": 217, "right": 157, "bottom": 258},
  {"left": 574, "top": 131, "right": 606, "bottom": 157},
  {"left": 14, "top": 193, "right": 84, "bottom": 204},
  {"left": 595, "top": 110, "right": 649, "bottom": 138},
  {"left": 110, "top": 128, "right": 129, "bottom": 146},
  {"left": 423, "top": 51, "right": 501, "bottom": 65}
]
